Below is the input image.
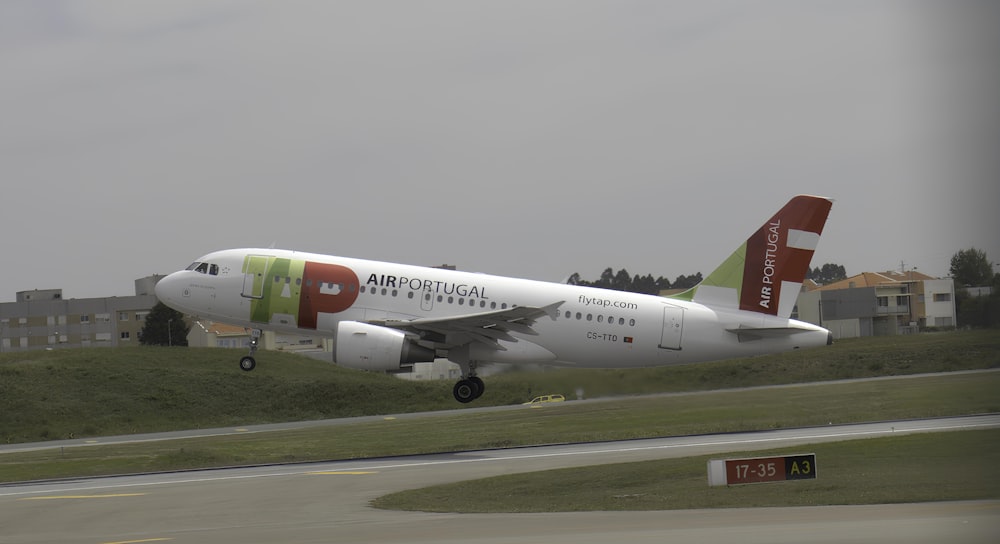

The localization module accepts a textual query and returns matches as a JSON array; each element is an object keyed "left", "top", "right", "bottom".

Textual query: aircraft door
[
  {"left": 659, "top": 304, "right": 684, "bottom": 350},
  {"left": 242, "top": 255, "right": 269, "bottom": 299}
]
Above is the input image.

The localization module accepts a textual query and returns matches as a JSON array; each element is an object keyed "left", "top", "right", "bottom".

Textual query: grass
[
  {"left": 1, "top": 371, "right": 997, "bottom": 483},
  {"left": 371, "top": 430, "right": 1000, "bottom": 512},
  {"left": 1, "top": 330, "right": 998, "bottom": 444},
  {"left": 0, "top": 329, "right": 998, "bottom": 500}
]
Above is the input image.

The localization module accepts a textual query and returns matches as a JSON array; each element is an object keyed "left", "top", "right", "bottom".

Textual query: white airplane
[{"left": 155, "top": 195, "right": 833, "bottom": 403}]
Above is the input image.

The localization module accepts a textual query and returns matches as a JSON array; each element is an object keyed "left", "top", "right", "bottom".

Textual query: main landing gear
[
  {"left": 239, "top": 328, "right": 262, "bottom": 372},
  {"left": 453, "top": 362, "right": 485, "bottom": 403}
]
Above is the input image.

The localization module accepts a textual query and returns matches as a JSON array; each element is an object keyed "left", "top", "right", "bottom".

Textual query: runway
[{"left": 1, "top": 415, "right": 998, "bottom": 544}]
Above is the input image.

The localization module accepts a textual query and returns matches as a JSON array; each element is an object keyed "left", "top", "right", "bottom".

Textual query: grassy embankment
[
  {"left": 0, "top": 370, "right": 997, "bottom": 484},
  {"left": 2, "top": 330, "right": 997, "bottom": 444}
]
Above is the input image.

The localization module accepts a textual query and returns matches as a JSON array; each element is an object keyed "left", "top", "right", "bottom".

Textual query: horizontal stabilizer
[{"left": 725, "top": 325, "right": 818, "bottom": 342}]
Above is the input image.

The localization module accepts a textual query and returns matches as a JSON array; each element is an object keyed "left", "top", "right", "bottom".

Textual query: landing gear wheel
[
  {"left": 453, "top": 379, "right": 478, "bottom": 403},
  {"left": 239, "top": 356, "right": 257, "bottom": 372},
  {"left": 468, "top": 376, "right": 485, "bottom": 399}
]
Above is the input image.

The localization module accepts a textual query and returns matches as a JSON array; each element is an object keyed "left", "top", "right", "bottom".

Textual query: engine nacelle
[{"left": 334, "top": 321, "right": 435, "bottom": 371}]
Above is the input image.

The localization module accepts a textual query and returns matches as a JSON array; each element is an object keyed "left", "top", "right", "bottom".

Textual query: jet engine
[{"left": 334, "top": 321, "right": 435, "bottom": 372}]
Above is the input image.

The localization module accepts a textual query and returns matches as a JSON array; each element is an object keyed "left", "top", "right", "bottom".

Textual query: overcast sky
[{"left": 2, "top": 0, "right": 997, "bottom": 302}]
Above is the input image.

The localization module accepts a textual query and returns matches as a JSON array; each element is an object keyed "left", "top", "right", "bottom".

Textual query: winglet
[{"left": 670, "top": 195, "right": 833, "bottom": 318}]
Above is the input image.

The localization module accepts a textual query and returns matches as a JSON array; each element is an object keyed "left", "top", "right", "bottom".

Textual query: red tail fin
[{"left": 671, "top": 195, "right": 833, "bottom": 318}]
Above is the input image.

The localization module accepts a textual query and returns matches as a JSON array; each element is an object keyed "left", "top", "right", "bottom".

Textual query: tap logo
[
  {"left": 245, "top": 256, "right": 360, "bottom": 329},
  {"left": 299, "top": 261, "right": 361, "bottom": 329}
]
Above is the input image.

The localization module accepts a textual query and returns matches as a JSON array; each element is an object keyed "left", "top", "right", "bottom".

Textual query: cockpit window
[{"left": 188, "top": 262, "right": 220, "bottom": 276}]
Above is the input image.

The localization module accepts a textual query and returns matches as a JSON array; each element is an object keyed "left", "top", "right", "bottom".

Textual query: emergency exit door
[{"left": 659, "top": 304, "right": 684, "bottom": 350}]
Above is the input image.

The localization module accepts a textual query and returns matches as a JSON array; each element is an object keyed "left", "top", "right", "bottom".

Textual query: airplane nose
[{"left": 154, "top": 272, "right": 184, "bottom": 307}]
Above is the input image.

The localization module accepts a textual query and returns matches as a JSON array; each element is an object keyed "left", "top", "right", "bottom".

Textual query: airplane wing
[{"left": 370, "top": 301, "right": 564, "bottom": 351}]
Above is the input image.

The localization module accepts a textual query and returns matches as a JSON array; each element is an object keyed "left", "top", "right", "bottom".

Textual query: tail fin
[{"left": 670, "top": 195, "right": 833, "bottom": 318}]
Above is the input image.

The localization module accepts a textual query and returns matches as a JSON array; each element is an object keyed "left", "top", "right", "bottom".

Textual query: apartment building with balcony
[{"left": 795, "top": 270, "right": 956, "bottom": 339}]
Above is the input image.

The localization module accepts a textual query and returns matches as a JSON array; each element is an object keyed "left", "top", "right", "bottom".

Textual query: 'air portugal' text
[{"left": 759, "top": 219, "right": 780, "bottom": 309}]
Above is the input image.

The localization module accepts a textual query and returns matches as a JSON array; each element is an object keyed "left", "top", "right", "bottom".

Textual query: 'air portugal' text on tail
[{"left": 672, "top": 195, "right": 833, "bottom": 320}]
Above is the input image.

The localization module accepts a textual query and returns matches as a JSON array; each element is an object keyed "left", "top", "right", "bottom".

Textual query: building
[
  {"left": 186, "top": 320, "right": 332, "bottom": 355},
  {"left": 1, "top": 275, "right": 335, "bottom": 362},
  {"left": 795, "top": 270, "right": 956, "bottom": 339},
  {"left": 0, "top": 276, "right": 165, "bottom": 352}
]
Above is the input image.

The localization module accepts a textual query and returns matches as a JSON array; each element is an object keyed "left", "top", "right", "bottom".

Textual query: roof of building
[
  {"left": 802, "top": 279, "right": 821, "bottom": 292},
  {"left": 815, "top": 270, "right": 938, "bottom": 291}
]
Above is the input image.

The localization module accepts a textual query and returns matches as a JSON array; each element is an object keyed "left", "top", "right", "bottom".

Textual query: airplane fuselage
[
  {"left": 155, "top": 248, "right": 830, "bottom": 369},
  {"left": 155, "top": 196, "right": 835, "bottom": 402}
]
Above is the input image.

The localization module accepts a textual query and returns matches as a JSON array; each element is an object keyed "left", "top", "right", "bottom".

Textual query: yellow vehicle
[{"left": 522, "top": 394, "right": 566, "bottom": 405}]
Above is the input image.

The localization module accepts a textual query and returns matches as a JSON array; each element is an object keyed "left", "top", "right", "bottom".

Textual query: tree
[
  {"left": 951, "top": 248, "right": 1000, "bottom": 329},
  {"left": 671, "top": 272, "right": 702, "bottom": 290},
  {"left": 654, "top": 276, "right": 672, "bottom": 293},
  {"left": 632, "top": 274, "right": 657, "bottom": 295},
  {"left": 806, "top": 263, "right": 847, "bottom": 285},
  {"left": 565, "top": 268, "right": 696, "bottom": 294},
  {"left": 140, "top": 302, "right": 190, "bottom": 346},
  {"left": 950, "top": 247, "right": 993, "bottom": 287},
  {"left": 596, "top": 268, "right": 615, "bottom": 289},
  {"left": 612, "top": 268, "right": 632, "bottom": 291}
]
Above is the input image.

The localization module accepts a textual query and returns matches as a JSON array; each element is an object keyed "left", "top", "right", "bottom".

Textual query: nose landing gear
[{"left": 239, "top": 328, "right": 262, "bottom": 371}]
